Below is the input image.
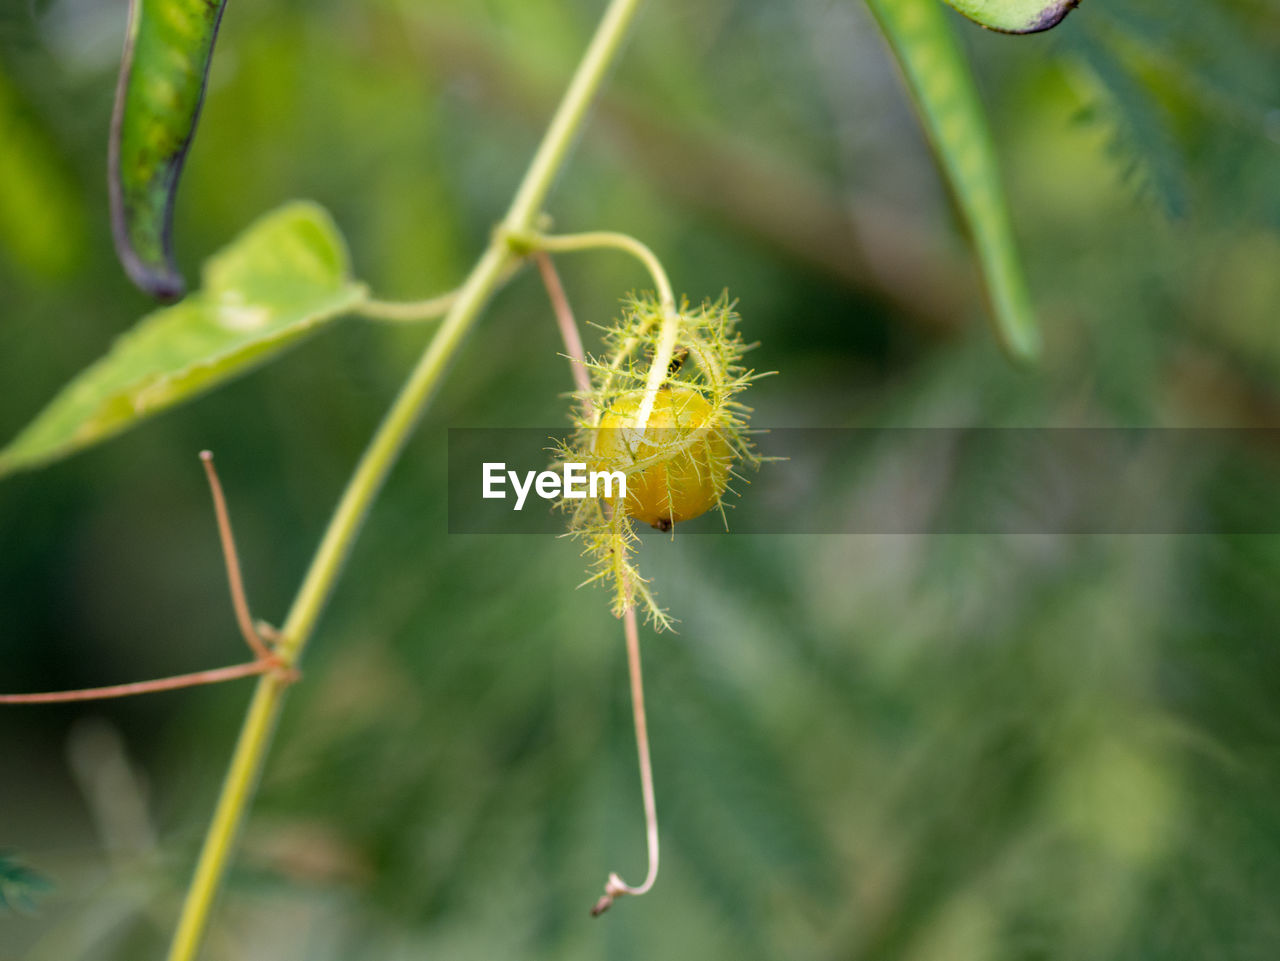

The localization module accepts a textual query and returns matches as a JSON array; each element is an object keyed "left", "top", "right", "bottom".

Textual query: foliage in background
[
  {"left": 0, "top": 853, "right": 52, "bottom": 915},
  {"left": 1, "top": 0, "right": 1279, "bottom": 959},
  {"left": 0, "top": 203, "right": 365, "bottom": 475}
]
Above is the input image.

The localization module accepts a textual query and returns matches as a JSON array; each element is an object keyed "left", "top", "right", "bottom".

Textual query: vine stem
[
  {"left": 516, "top": 229, "right": 679, "bottom": 429},
  {"left": 591, "top": 601, "right": 659, "bottom": 915},
  {"left": 165, "top": 2, "right": 649, "bottom": 958},
  {"left": 0, "top": 661, "right": 275, "bottom": 704},
  {"left": 1, "top": 451, "right": 288, "bottom": 705},
  {"left": 356, "top": 290, "right": 457, "bottom": 323},
  {"left": 355, "top": 258, "right": 523, "bottom": 323},
  {"left": 521, "top": 231, "right": 674, "bottom": 309},
  {"left": 199, "top": 451, "right": 271, "bottom": 661},
  {"left": 534, "top": 252, "right": 593, "bottom": 400},
  {"left": 534, "top": 257, "right": 659, "bottom": 915}
]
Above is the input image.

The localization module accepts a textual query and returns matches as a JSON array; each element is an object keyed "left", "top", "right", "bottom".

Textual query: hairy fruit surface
[
  {"left": 558, "top": 294, "right": 763, "bottom": 627},
  {"left": 594, "top": 386, "right": 733, "bottom": 530}
]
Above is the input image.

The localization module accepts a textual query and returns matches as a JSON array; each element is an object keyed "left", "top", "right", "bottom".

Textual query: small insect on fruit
[
  {"left": 593, "top": 385, "right": 733, "bottom": 531},
  {"left": 666, "top": 346, "right": 689, "bottom": 376}
]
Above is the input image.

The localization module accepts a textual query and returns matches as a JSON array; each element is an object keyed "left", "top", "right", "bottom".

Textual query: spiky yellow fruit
[{"left": 594, "top": 386, "right": 733, "bottom": 531}]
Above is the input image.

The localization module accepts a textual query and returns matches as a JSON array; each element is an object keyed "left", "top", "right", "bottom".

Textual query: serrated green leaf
[
  {"left": 0, "top": 201, "right": 367, "bottom": 478},
  {"left": 109, "top": 0, "right": 229, "bottom": 299},
  {"left": 866, "top": 0, "right": 1041, "bottom": 361},
  {"left": 1066, "top": 34, "right": 1187, "bottom": 218},
  {"left": 943, "top": 0, "right": 1080, "bottom": 34}
]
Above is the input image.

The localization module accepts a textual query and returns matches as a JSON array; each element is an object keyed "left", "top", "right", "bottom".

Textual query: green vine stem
[
  {"left": 165, "top": 1, "right": 649, "bottom": 958},
  {"left": 356, "top": 255, "right": 526, "bottom": 324},
  {"left": 513, "top": 229, "right": 679, "bottom": 429},
  {"left": 514, "top": 230, "right": 675, "bottom": 309},
  {"left": 355, "top": 290, "right": 457, "bottom": 323}
]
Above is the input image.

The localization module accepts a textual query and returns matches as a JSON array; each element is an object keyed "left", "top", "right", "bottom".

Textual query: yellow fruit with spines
[{"left": 593, "top": 385, "right": 733, "bottom": 531}]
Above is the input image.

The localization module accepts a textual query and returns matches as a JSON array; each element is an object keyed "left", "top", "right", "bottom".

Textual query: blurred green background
[{"left": 2, "top": 0, "right": 1280, "bottom": 958}]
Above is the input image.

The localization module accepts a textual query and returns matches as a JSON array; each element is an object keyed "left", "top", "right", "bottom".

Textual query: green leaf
[
  {"left": 0, "top": 202, "right": 367, "bottom": 478},
  {"left": 866, "top": 0, "right": 1041, "bottom": 361},
  {"left": 1067, "top": 31, "right": 1187, "bottom": 218},
  {"left": 109, "top": 0, "right": 229, "bottom": 299},
  {"left": 0, "top": 67, "right": 85, "bottom": 280},
  {"left": 0, "top": 852, "right": 52, "bottom": 914},
  {"left": 942, "top": 0, "right": 1079, "bottom": 34}
]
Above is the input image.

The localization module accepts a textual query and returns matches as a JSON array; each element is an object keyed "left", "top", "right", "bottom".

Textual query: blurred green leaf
[
  {"left": 942, "top": 0, "right": 1079, "bottom": 34},
  {"left": 1062, "top": 1, "right": 1280, "bottom": 228},
  {"left": 109, "top": 0, "right": 229, "bottom": 299},
  {"left": 0, "top": 67, "right": 84, "bottom": 280},
  {"left": 866, "top": 0, "right": 1041, "bottom": 361},
  {"left": 0, "top": 851, "right": 52, "bottom": 914},
  {"left": 0, "top": 201, "right": 366, "bottom": 478},
  {"left": 1066, "top": 47, "right": 1188, "bottom": 219}
]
